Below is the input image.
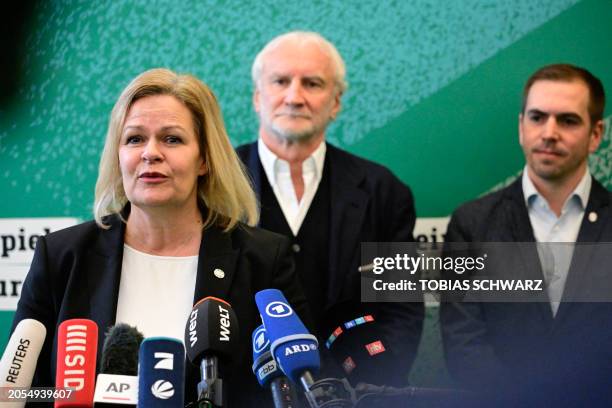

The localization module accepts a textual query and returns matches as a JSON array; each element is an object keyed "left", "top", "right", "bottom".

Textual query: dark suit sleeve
[
  {"left": 11, "top": 235, "right": 57, "bottom": 390},
  {"left": 373, "top": 178, "right": 424, "bottom": 386},
  {"left": 384, "top": 174, "right": 416, "bottom": 242},
  {"left": 439, "top": 210, "right": 504, "bottom": 390}
]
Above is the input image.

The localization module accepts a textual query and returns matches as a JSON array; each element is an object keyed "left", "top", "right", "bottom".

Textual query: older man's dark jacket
[{"left": 237, "top": 141, "right": 424, "bottom": 386}]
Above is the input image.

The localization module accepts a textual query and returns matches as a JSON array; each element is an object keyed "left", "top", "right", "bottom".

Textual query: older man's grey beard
[
  {"left": 270, "top": 122, "right": 318, "bottom": 142},
  {"left": 269, "top": 113, "right": 334, "bottom": 142}
]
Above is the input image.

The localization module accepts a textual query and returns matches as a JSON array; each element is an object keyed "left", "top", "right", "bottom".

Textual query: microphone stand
[
  {"left": 301, "top": 374, "right": 356, "bottom": 408},
  {"left": 196, "top": 356, "right": 224, "bottom": 408}
]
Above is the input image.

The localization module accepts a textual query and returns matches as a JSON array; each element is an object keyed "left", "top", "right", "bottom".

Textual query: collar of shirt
[
  {"left": 522, "top": 166, "right": 591, "bottom": 244},
  {"left": 258, "top": 138, "right": 326, "bottom": 186},
  {"left": 258, "top": 138, "right": 326, "bottom": 235},
  {"left": 522, "top": 166, "right": 591, "bottom": 213}
]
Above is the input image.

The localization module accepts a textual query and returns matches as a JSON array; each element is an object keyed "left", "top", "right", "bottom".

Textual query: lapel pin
[
  {"left": 213, "top": 268, "right": 225, "bottom": 279},
  {"left": 588, "top": 212, "right": 598, "bottom": 223}
]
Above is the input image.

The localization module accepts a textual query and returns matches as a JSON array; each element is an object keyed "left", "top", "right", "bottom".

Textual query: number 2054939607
[{"left": 0, "top": 387, "right": 74, "bottom": 402}]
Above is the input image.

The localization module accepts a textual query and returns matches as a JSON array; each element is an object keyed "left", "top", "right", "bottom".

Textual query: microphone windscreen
[
  {"left": 184, "top": 297, "right": 239, "bottom": 365},
  {"left": 55, "top": 318, "right": 98, "bottom": 408},
  {"left": 323, "top": 302, "right": 394, "bottom": 384},
  {"left": 137, "top": 337, "right": 185, "bottom": 407},
  {"left": 0, "top": 319, "right": 46, "bottom": 404},
  {"left": 100, "top": 324, "right": 144, "bottom": 375},
  {"left": 251, "top": 324, "right": 281, "bottom": 388},
  {"left": 93, "top": 324, "right": 143, "bottom": 406},
  {"left": 255, "top": 289, "right": 319, "bottom": 384}
]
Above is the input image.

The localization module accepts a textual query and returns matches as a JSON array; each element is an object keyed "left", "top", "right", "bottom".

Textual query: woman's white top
[{"left": 115, "top": 244, "right": 198, "bottom": 343}]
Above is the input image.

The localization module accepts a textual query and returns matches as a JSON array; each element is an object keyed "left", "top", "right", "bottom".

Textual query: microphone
[
  {"left": 137, "top": 337, "right": 185, "bottom": 407},
  {"left": 255, "top": 289, "right": 356, "bottom": 408},
  {"left": 93, "top": 324, "right": 144, "bottom": 407},
  {"left": 184, "top": 296, "right": 239, "bottom": 408},
  {"left": 55, "top": 318, "right": 98, "bottom": 408},
  {"left": 255, "top": 289, "right": 319, "bottom": 388},
  {"left": 251, "top": 324, "right": 299, "bottom": 408},
  {"left": 322, "top": 302, "right": 395, "bottom": 386},
  {"left": 0, "top": 319, "right": 46, "bottom": 408}
]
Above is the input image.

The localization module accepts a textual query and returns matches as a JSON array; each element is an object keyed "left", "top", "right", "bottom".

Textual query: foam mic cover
[
  {"left": 251, "top": 324, "right": 280, "bottom": 387},
  {"left": 100, "top": 324, "right": 144, "bottom": 375},
  {"left": 94, "top": 324, "right": 144, "bottom": 407},
  {"left": 0, "top": 319, "right": 46, "bottom": 408},
  {"left": 184, "top": 297, "right": 239, "bottom": 366},
  {"left": 137, "top": 337, "right": 185, "bottom": 407},
  {"left": 55, "top": 318, "right": 98, "bottom": 408},
  {"left": 255, "top": 289, "right": 319, "bottom": 384}
]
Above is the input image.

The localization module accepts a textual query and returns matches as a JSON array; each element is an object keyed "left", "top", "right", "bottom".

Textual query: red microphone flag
[{"left": 55, "top": 319, "right": 98, "bottom": 408}]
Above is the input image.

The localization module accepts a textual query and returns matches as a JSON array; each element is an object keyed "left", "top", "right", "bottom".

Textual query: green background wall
[{"left": 1, "top": 0, "right": 611, "bottom": 386}]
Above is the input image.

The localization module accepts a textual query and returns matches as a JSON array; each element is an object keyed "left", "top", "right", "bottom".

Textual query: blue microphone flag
[
  {"left": 255, "top": 289, "right": 320, "bottom": 384},
  {"left": 137, "top": 337, "right": 185, "bottom": 407},
  {"left": 251, "top": 324, "right": 281, "bottom": 388}
]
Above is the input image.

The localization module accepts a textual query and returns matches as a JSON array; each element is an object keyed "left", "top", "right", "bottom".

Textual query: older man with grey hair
[{"left": 237, "top": 31, "right": 423, "bottom": 386}]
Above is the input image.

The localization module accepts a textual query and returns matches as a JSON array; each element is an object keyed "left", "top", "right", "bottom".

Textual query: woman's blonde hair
[{"left": 94, "top": 68, "right": 258, "bottom": 230}]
